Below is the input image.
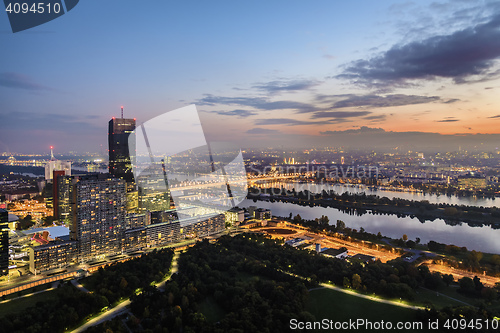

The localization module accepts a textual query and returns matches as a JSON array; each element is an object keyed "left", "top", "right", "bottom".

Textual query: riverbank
[{"left": 248, "top": 187, "right": 500, "bottom": 228}]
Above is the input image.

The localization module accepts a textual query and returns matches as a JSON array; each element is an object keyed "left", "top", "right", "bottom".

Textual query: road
[
  {"left": 69, "top": 252, "right": 180, "bottom": 333},
  {"left": 259, "top": 223, "right": 400, "bottom": 263},
  {"left": 423, "top": 262, "right": 500, "bottom": 287}
]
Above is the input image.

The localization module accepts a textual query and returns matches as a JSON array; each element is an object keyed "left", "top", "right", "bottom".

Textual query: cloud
[
  {"left": 311, "top": 111, "right": 372, "bottom": 118},
  {"left": 323, "top": 94, "right": 441, "bottom": 109},
  {"left": 246, "top": 127, "right": 281, "bottom": 135},
  {"left": 0, "top": 72, "right": 51, "bottom": 91},
  {"left": 209, "top": 109, "right": 257, "bottom": 118},
  {"left": 336, "top": 12, "right": 500, "bottom": 88},
  {"left": 363, "top": 114, "right": 387, "bottom": 122},
  {"left": 254, "top": 118, "right": 337, "bottom": 126},
  {"left": 196, "top": 94, "right": 321, "bottom": 113},
  {"left": 0, "top": 111, "right": 100, "bottom": 132},
  {"left": 444, "top": 98, "right": 460, "bottom": 103},
  {"left": 320, "top": 126, "right": 386, "bottom": 135},
  {"left": 436, "top": 118, "right": 459, "bottom": 122},
  {"left": 488, "top": 115, "right": 500, "bottom": 118},
  {"left": 313, "top": 126, "right": 500, "bottom": 152},
  {"left": 253, "top": 79, "right": 320, "bottom": 94}
]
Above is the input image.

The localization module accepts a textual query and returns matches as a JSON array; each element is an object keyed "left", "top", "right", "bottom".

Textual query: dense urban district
[{"left": 2, "top": 117, "right": 500, "bottom": 331}]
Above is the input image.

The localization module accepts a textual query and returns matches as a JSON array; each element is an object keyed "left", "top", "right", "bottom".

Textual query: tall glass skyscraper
[{"left": 108, "top": 116, "right": 136, "bottom": 186}]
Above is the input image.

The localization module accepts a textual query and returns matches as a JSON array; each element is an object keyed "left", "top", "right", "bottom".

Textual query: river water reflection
[
  {"left": 240, "top": 198, "right": 500, "bottom": 255},
  {"left": 253, "top": 181, "right": 498, "bottom": 207}
]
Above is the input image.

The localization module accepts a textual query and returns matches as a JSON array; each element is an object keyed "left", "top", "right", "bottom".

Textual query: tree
[
  {"left": 352, "top": 274, "right": 362, "bottom": 290},
  {"left": 444, "top": 207, "right": 458, "bottom": 216},
  {"left": 481, "top": 287, "right": 497, "bottom": 302},
  {"left": 490, "top": 255, "right": 500, "bottom": 266},
  {"left": 119, "top": 277, "right": 128, "bottom": 289},
  {"left": 473, "top": 276, "right": 484, "bottom": 291},
  {"left": 443, "top": 274, "right": 454, "bottom": 287},
  {"left": 470, "top": 250, "right": 483, "bottom": 263},
  {"left": 406, "top": 240, "right": 416, "bottom": 248},
  {"left": 343, "top": 277, "right": 351, "bottom": 288},
  {"left": 336, "top": 220, "right": 346, "bottom": 230},
  {"left": 293, "top": 214, "right": 303, "bottom": 223},
  {"left": 458, "top": 277, "right": 475, "bottom": 294},
  {"left": 319, "top": 215, "right": 329, "bottom": 225}
]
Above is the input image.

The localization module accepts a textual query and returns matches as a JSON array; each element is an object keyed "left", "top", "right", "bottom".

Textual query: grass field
[
  {"left": 306, "top": 288, "right": 433, "bottom": 332},
  {"left": 413, "top": 287, "right": 472, "bottom": 309},
  {"left": 0, "top": 287, "right": 60, "bottom": 317}
]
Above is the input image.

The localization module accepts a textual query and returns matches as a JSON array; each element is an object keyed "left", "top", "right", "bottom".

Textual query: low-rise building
[
  {"left": 28, "top": 240, "right": 78, "bottom": 274},
  {"left": 224, "top": 208, "right": 245, "bottom": 225},
  {"left": 321, "top": 247, "right": 349, "bottom": 259},
  {"left": 182, "top": 213, "right": 225, "bottom": 238}
]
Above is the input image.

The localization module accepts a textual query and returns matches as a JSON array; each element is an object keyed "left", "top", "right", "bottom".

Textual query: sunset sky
[{"left": 1, "top": 0, "right": 500, "bottom": 153}]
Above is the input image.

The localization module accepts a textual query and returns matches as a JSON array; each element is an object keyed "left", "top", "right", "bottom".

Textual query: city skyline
[{"left": 2, "top": 1, "right": 500, "bottom": 153}]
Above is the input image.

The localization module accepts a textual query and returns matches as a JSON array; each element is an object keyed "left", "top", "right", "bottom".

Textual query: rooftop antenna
[{"left": 121, "top": 106, "right": 124, "bottom": 119}]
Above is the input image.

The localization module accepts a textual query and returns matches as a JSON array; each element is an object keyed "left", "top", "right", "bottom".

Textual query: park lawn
[
  {"left": 0, "top": 287, "right": 60, "bottom": 317},
  {"left": 199, "top": 296, "right": 226, "bottom": 323},
  {"left": 306, "top": 288, "right": 432, "bottom": 332},
  {"left": 412, "top": 287, "right": 472, "bottom": 309}
]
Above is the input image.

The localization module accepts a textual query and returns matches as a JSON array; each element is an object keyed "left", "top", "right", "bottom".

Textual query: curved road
[{"left": 69, "top": 252, "right": 179, "bottom": 333}]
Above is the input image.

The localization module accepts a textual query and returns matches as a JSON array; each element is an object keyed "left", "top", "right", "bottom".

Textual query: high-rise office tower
[
  {"left": 108, "top": 108, "right": 136, "bottom": 187},
  {"left": 66, "top": 174, "right": 126, "bottom": 261},
  {"left": 109, "top": 108, "right": 137, "bottom": 213},
  {"left": 0, "top": 209, "right": 9, "bottom": 276}
]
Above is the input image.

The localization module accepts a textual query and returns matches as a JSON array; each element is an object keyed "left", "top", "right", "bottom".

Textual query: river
[
  {"left": 253, "top": 181, "right": 498, "bottom": 207},
  {"left": 239, "top": 198, "right": 500, "bottom": 254}
]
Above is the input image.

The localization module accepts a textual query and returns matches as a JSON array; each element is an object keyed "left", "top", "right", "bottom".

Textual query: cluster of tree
[
  {"left": 290, "top": 214, "right": 389, "bottom": 246},
  {"left": 428, "top": 240, "right": 468, "bottom": 254},
  {"left": 0, "top": 248, "right": 175, "bottom": 333},
  {"left": 417, "top": 306, "right": 497, "bottom": 332},
  {"left": 428, "top": 241, "right": 500, "bottom": 275},
  {"left": 219, "top": 234, "right": 462, "bottom": 301},
  {"left": 123, "top": 234, "right": 500, "bottom": 332},
  {"left": 0, "top": 282, "right": 108, "bottom": 333},
  {"left": 127, "top": 236, "right": 314, "bottom": 332},
  {"left": 391, "top": 180, "right": 498, "bottom": 199},
  {"left": 248, "top": 186, "right": 500, "bottom": 226},
  {"left": 82, "top": 248, "right": 174, "bottom": 304},
  {"left": 458, "top": 276, "right": 498, "bottom": 302},
  {"left": 16, "top": 214, "right": 35, "bottom": 230},
  {"left": 42, "top": 215, "right": 55, "bottom": 227}
]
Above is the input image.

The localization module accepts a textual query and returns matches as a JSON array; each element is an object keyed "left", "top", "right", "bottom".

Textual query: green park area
[{"left": 306, "top": 288, "right": 427, "bottom": 332}]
